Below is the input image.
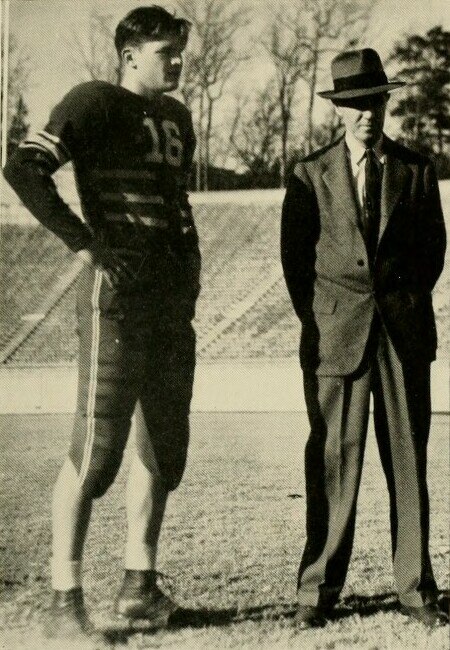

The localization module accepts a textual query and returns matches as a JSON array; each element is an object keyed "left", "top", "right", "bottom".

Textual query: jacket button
[{"left": 357, "top": 259, "right": 364, "bottom": 266}]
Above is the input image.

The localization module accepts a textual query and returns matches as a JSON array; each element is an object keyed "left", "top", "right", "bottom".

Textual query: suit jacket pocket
[{"left": 313, "top": 292, "right": 337, "bottom": 314}]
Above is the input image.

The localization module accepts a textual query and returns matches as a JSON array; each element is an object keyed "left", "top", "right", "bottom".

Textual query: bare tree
[
  {"left": 177, "top": 0, "right": 249, "bottom": 190},
  {"left": 313, "top": 107, "right": 344, "bottom": 149},
  {"left": 262, "top": 11, "right": 310, "bottom": 187},
  {"left": 264, "top": 0, "right": 374, "bottom": 184},
  {"left": 69, "top": 10, "right": 118, "bottom": 84},
  {"left": 229, "top": 82, "right": 282, "bottom": 186},
  {"left": 293, "top": 0, "right": 373, "bottom": 155}
]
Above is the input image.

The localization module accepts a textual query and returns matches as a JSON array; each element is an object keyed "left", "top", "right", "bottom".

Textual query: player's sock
[
  {"left": 51, "top": 558, "right": 82, "bottom": 591},
  {"left": 124, "top": 542, "right": 157, "bottom": 571}
]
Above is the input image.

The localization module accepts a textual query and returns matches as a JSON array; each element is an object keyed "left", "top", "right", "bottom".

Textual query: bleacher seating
[
  {"left": 1, "top": 192, "right": 298, "bottom": 364},
  {"left": 0, "top": 225, "right": 74, "bottom": 356},
  {"left": 1, "top": 180, "right": 449, "bottom": 364}
]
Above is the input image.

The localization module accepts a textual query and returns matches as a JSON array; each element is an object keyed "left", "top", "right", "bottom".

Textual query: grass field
[{"left": 0, "top": 412, "right": 448, "bottom": 649}]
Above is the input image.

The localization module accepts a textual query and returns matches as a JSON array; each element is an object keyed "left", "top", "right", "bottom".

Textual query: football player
[{"left": 4, "top": 6, "right": 200, "bottom": 641}]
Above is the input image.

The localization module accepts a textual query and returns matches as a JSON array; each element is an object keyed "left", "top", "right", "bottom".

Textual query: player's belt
[{"left": 105, "top": 213, "right": 169, "bottom": 229}]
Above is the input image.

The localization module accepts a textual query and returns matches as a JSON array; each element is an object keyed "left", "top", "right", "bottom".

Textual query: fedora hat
[{"left": 318, "top": 48, "right": 405, "bottom": 100}]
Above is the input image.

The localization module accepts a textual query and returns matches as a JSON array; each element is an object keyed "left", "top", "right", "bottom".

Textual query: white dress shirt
[{"left": 345, "top": 131, "right": 385, "bottom": 214}]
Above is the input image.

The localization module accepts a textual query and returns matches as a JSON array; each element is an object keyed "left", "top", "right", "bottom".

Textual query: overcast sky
[{"left": 5, "top": 0, "right": 450, "bottom": 133}]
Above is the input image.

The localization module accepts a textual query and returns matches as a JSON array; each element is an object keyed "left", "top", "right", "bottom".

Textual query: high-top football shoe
[
  {"left": 43, "top": 587, "right": 99, "bottom": 642},
  {"left": 115, "top": 570, "right": 178, "bottom": 628}
]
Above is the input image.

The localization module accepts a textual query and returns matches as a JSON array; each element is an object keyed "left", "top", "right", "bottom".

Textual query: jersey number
[{"left": 143, "top": 118, "right": 183, "bottom": 167}]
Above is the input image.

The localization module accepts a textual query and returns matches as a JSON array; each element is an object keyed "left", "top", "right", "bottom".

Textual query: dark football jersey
[{"left": 8, "top": 80, "right": 197, "bottom": 253}]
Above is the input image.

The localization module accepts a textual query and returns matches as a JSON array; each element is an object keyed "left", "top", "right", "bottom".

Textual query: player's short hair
[{"left": 115, "top": 5, "right": 191, "bottom": 56}]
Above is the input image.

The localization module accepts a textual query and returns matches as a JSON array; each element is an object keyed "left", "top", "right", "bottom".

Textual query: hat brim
[{"left": 317, "top": 81, "right": 405, "bottom": 100}]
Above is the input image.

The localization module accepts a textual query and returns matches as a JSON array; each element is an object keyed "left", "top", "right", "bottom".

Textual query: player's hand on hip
[
  {"left": 76, "top": 248, "right": 95, "bottom": 267},
  {"left": 76, "top": 246, "right": 116, "bottom": 288},
  {"left": 81, "top": 238, "right": 142, "bottom": 288}
]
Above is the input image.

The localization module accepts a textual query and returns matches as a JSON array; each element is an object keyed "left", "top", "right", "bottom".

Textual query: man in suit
[{"left": 281, "top": 48, "right": 447, "bottom": 628}]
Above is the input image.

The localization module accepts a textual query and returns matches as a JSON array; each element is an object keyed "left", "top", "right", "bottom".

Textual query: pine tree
[
  {"left": 7, "top": 94, "right": 29, "bottom": 157},
  {"left": 389, "top": 26, "right": 450, "bottom": 160}
]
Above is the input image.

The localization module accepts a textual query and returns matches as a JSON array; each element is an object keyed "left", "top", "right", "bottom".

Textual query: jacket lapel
[
  {"left": 379, "top": 137, "right": 411, "bottom": 243},
  {"left": 322, "top": 138, "right": 360, "bottom": 233}
]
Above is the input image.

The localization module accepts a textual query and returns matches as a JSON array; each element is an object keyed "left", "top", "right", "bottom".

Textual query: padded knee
[{"left": 69, "top": 444, "right": 123, "bottom": 499}]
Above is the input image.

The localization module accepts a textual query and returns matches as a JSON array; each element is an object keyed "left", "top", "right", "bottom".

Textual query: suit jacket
[{"left": 281, "top": 135, "right": 446, "bottom": 375}]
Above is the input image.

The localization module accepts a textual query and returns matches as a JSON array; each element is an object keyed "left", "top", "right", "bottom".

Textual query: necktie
[{"left": 363, "top": 148, "right": 381, "bottom": 264}]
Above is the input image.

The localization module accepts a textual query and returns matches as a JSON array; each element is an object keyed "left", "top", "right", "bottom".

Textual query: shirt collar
[{"left": 345, "top": 131, "right": 385, "bottom": 167}]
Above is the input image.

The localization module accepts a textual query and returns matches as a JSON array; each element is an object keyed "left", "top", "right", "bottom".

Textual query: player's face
[
  {"left": 334, "top": 93, "right": 388, "bottom": 147},
  {"left": 133, "top": 37, "right": 185, "bottom": 93}
]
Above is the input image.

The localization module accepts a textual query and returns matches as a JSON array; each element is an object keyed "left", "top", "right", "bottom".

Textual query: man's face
[
  {"left": 334, "top": 93, "right": 388, "bottom": 147},
  {"left": 130, "top": 36, "right": 185, "bottom": 93}
]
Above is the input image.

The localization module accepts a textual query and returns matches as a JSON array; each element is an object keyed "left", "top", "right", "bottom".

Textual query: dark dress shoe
[
  {"left": 43, "top": 587, "right": 98, "bottom": 641},
  {"left": 400, "top": 602, "right": 449, "bottom": 627},
  {"left": 294, "top": 604, "right": 328, "bottom": 629}
]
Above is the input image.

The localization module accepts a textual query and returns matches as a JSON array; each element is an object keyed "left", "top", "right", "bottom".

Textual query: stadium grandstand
[{"left": 1, "top": 170, "right": 449, "bottom": 367}]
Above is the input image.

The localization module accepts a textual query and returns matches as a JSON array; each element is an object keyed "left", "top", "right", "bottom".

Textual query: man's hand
[
  {"left": 76, "top": 246, "right": 115, "bottom": 288},
  {"left": 77, "top": 246, "right": 112, "bottom": 288},
  {"left": 76, "top": 248, "right": 95, "bottom": 266},
  {"left": 76, "top": 243, "right": 141, "bottom": 289}
]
